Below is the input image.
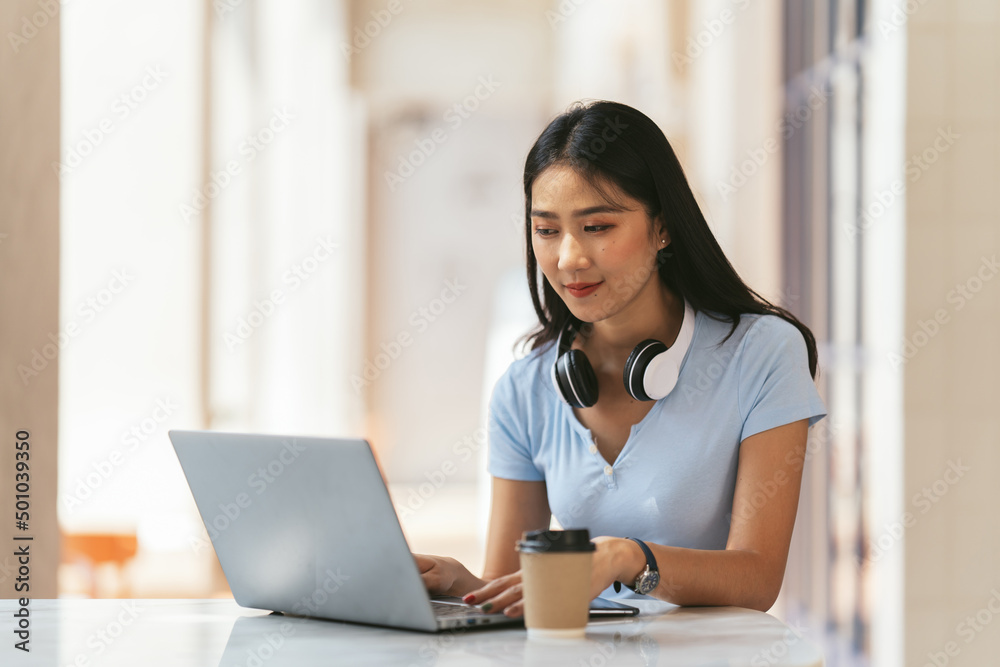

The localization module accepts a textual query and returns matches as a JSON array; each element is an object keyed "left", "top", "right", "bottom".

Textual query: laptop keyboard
[{"left": 430, "top": 600, "right": 481, "bottom": 618}]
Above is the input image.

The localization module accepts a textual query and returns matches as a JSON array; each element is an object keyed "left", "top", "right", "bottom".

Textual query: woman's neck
[
  {"left": 575, "top": 281, "right": 685, "bottom": 376},
  {"left": 573, "top": 279, "right": 684, "bottom": 375}
]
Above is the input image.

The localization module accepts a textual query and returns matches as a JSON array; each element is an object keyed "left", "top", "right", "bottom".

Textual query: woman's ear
[{"left": 655, "top": 214, "right": 670, "bottom": 247}]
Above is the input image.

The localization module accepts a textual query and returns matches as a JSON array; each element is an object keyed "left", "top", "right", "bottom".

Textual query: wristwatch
[{"left": 613, "top": 537, "right": 660, "bottom": 595}]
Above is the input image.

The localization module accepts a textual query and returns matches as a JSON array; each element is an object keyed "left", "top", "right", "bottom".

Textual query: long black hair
[{"left": 515, "top": 100, "right": 819, "bottom": 380}]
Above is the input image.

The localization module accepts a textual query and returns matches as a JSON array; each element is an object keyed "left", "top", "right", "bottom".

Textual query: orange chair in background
[{"left": 61, "top": 532, "right": 138, "bottom": 598}]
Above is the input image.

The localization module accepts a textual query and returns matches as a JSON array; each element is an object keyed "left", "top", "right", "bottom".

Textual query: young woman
[{"left": 415, "top": 100, "right": 827, "bottom": 617}]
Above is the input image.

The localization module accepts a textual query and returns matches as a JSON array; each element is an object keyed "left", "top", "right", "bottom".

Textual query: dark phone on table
[{"left": 589, "top": 597, "right": 640, "bottom": 617}]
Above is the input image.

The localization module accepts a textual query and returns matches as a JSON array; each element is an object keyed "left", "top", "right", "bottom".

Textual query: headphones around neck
[{"left": 550, "top": 298, "right": 696, "bottom": 408}]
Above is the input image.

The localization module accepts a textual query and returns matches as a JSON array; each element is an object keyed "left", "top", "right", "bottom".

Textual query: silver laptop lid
[{"left": 168, "top": 430, "right": 441, "bottom": 632}]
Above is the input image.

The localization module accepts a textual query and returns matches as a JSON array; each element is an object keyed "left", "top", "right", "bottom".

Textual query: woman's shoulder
[
  {"left": 700, "top": 309, "right": 795, "bottom": 332},
  {"left": 739, "top": 311, "right": 804, "bottom": 349},
  {"left": 693, "top": 309, "right": 806, "bottom": 367},
  {"left": 693, "top": 308, "right": 757, "bottom": 345}
]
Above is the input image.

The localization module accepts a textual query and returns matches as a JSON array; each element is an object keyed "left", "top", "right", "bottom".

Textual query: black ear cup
[
  {"left": 622, "top": 339, "right": 668, "bottom": 401},
  {"left": 555, "top": 348, "right": 599, "bottom": 408}
]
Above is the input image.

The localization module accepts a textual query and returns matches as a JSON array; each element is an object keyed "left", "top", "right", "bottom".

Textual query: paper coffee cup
[{"left": 516, "top": 529, "right": 595, "bottom": 639}]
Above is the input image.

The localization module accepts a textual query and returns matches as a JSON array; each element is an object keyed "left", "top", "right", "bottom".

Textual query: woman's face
[{"left": 530, "top": 163, "right": 669, "bottom": 324}]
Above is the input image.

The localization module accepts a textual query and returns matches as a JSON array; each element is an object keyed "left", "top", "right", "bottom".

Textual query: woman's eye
[{"left": 532, "top": 226, "right": 611, "bottom": 237}]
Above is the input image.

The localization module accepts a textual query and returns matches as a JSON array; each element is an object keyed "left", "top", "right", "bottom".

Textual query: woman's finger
[
  {"left": 418, "top": 567, "right": 440, "bottom": 590},
  {"left": 478, "top": 581, "right": 524, "bottom": 613},
  {"left": 412, "top": 554, "right": 454, "bottom": 595},
  {"left": 464, "top": 571, "right": 521, "bottom": 604},
  {"left": 504, "top": 600, "right": 524, "bottom": 617},
  {"left": 412, "top": 554, "right": 433, "bottom": 574}
]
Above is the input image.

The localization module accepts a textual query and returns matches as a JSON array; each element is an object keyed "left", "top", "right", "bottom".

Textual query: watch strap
[
  {"left": 613, "top": 537, "right": 658, "bottom": 593},
  {"left": 627, "top": 537, "right": 657, "bottom": 572}
]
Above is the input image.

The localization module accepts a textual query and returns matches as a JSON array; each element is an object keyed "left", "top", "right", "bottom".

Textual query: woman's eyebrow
[{"left": 530, "top": 204, "right": 630, "bottom": 219}]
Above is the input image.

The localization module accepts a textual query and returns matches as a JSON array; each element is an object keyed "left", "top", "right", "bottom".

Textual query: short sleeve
[
  {"left": 738, "top": 316, "right": 827, "bottom": 442},
  {"left": 486, "top": 364, "right": 545, "bottom": 481}
]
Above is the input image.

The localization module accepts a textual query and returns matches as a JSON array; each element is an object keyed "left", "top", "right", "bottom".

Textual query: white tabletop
[{"left": 3, "top": 598, "right": 823, "bottom": 666}]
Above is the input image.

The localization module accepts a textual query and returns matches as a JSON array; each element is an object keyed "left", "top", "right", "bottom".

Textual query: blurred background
[{"left": 1, "top": 0, "right": 997, "bottom": 665}]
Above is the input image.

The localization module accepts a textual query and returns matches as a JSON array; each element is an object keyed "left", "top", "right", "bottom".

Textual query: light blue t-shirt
[{"left": 486, "top": 308, "right": 828, "bottom": 599}]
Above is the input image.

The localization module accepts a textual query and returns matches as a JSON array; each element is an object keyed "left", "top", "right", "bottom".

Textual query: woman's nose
[{"left": 557, "top": 234, "right": 591, "bottom": 272}]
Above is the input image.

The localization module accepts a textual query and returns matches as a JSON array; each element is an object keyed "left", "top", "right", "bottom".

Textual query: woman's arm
[
  {"left": 482, "top": 477, "right": 552, "bottom": 579},
  {"left": 473, "top": 418, "right": 810, "bottom": 616},
  {"left": 599, "top": 418, "right": 810, "bottom": 612}
]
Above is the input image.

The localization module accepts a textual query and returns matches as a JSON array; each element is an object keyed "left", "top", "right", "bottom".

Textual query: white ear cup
[
  {"left": 641, "top": 355, "right": 681, "bottom": 400},
  {"left": 622, "top": 298, "right": 695, "bottom": 402}
]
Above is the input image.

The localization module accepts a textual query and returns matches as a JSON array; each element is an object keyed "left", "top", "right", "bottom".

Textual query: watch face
[{"left": 635, "top": 569, "right": 660, "bottom": 595}]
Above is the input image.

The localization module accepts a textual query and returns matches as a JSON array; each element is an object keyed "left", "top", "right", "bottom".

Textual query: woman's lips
[{"left": 566, "top": 282, "right": 602, "bottom": 297}]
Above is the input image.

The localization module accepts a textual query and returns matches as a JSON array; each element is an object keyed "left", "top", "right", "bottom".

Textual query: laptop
[{"left": 168, "top": 430, "right": 638, "bottom": 632}]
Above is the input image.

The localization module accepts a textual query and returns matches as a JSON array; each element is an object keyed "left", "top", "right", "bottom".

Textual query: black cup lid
[{"left": 516, "top": 529, "right": 596, "bottom": 553}]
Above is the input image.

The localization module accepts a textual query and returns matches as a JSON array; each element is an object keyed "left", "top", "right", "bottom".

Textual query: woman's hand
[
  {"left": 413, "top": 553, "right": 482, "bottom": 598},
  {"left": 461, "top": 570, "right": 525, "bottom": 616},
  {"left": 590, "top": 535, "right": 642, "bottom": 595},
  {"left": 462, "top": 537, "right": 640, "bottom": 617}
]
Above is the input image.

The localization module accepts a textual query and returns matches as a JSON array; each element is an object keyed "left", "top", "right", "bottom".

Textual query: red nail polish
[{"left": 463, "top": 594, "right": 476, "bottom": 604}]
